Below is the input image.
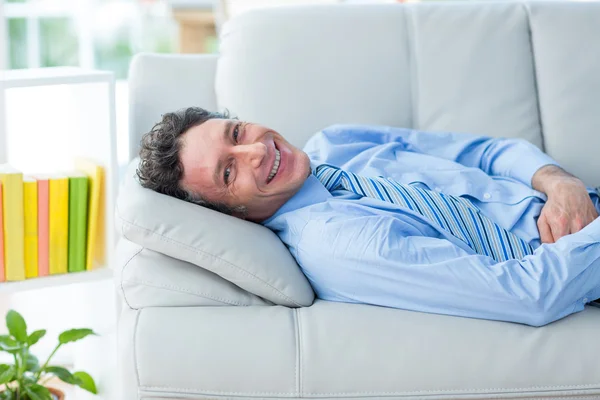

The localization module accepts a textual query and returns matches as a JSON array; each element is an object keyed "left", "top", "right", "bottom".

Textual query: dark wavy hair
[{"left": 136, "top": 106, "right": 247, "bottom": 216}]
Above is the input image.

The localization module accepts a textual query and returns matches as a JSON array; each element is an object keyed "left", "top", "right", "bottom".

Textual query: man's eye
[
  {"left": 233, "top": 124, "right": 240, "bottom": 143},
  {"left": 224, "top": 166, "right": 231, "bottom": 184}
]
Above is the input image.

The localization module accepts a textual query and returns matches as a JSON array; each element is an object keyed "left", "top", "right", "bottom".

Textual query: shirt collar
[{"left": 261, "top": 162, "right": 331, "bottom": 226}]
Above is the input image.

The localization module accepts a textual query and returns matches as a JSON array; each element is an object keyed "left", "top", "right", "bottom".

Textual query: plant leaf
[
  {"left": 73, "top": 371, "right": 97, "bottom": 394},
  {"left": 0, "top": 336, "right": 20, "bottom": 354},
  {"left": 25, "top": 353, "right": 40, "bottom": 373},
  {"left": 57, "top": 329, "right": 96, "bottom": 345},
  {"left": 43, "top": 366, "right": 77, "bottom": 385},
  {"left": 0, "top": 364, "right": 15, "bottom": 384},
  {"left": 27, "top": 330, "right": 46, "bottom": 347},
  {"left": 6, "top": 311, "right": 27, "bottom": 343},
  {"left": 24, "top": 383, "right": 52, "bottom": 400},
  {"left": 23, "top": 372, "right": 38, "bottom": 384},
  {"left": 0, "top": 391, "right": 13, "bottom": 400}
]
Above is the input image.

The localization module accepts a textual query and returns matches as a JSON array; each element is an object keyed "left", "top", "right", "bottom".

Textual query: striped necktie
[{"left": 314, "top": 164, "right": 534, "bottom": 262}]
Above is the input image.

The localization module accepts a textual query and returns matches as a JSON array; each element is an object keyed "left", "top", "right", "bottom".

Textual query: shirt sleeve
[
  {"left": 418, "top": 131, "right": 560, "bottom": 189},
  {"left": 310, "top": 125, "right": 559, "bottom": 188},
  {"left": 297, "top": 211, "right": 600, "bottom": 326}
]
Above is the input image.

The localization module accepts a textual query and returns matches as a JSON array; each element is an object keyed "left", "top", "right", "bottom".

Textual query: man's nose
[{"left": 233, "top": 142, "right": 268, "bottom": 169}]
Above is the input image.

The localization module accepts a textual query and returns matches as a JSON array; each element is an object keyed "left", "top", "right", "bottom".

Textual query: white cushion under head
[{"left": 116, "top": 159, "right": 315, "bottom": 307}]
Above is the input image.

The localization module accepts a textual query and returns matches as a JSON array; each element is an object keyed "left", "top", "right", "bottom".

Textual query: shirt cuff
[{"left": 511, "top": 150, "right": 559, "bottom": 189}]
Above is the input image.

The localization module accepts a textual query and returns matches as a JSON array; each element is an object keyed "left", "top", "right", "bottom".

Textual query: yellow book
[
  {"left": 0, "top": 164, "right": 26, "bottom": 281},
  {"left": 49, "top": 175, "right": 69, "bottom": 275},
  {"left": 74, "top": 159, "right": 105, "bottom": 270},
  {"left": 23, "top": 177, "right": 38, "bottom": 279}
]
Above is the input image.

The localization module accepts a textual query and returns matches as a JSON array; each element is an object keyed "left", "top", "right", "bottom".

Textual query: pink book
[
  {"left": 0, "top": 182, "right": 5, "bottom": 282},
  {"left": 37, "top": 177, "right": 49, "bottom": 277}
]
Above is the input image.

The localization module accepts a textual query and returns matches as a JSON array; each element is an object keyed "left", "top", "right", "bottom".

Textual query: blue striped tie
[{"left": 314, "top": 164, "right": 534, "bottom": 262}]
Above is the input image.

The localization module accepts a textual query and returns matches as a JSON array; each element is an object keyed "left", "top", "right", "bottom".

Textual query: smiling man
[{"left": 137, "top": 106, "right": 600, "bottom": 326}]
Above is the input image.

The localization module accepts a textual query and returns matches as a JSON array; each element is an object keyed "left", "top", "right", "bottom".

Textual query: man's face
[{"left": 179, "top": 119, "right": 311, "bottom": 222}]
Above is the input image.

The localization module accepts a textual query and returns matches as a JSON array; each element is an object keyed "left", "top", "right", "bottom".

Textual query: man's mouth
[{"left": 267, "top": 148, "right": 281, "bottom": 182}]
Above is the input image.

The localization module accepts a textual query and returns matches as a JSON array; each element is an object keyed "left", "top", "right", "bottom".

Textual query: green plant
[{"left": 0, "top": 310, "right": 98, "bottom": 400}]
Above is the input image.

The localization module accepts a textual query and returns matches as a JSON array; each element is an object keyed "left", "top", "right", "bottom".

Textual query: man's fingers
[
  {"left": 549, "top": 216, "right": 569, "bottom": 242},
  {"left": 537, "top": 215, "right": 554, "bottom": 244},
  {"left": 570, "top": 217, "right": 585, "bottom": 234}
]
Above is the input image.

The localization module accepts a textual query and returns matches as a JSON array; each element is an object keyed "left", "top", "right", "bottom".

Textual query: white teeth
[{"left": 268, "top": 149, "right": 281, "bottom": 181}]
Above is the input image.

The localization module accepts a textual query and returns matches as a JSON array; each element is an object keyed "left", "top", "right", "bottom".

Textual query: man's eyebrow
[{"left": 213, "top": 120, "right": 234, "bottom": 187}]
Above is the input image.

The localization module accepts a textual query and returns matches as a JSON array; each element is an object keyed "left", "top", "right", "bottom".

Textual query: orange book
[
  {"left": 0, "top": 182, "right": 5, "bottom": 282},
  {"left": 36, "top": 176, "right": 49, "bottom": 277}
]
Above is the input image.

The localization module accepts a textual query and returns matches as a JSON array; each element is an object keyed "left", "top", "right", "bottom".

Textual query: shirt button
[
  {"left": 583, "top": 298, "right": 589, "bottom": 303},
  {"left": 434, "top": 187, "right": 442, "bottom": 192},
  {"left": 483, "top": 193, "right": 491, "bottom": 199}
]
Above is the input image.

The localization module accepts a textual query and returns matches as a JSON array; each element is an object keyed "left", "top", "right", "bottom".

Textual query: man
[{"left": 137, "top": 107, "right": 600, "bottom": 327}]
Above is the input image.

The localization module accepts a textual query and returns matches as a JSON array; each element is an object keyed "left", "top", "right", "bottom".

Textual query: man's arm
[
  {"left": 306, "top": 125, "right": 599, "bottom": 240},
  {"left": 309, "top": 125, "right": 559, "bottom": 187},
  {"left": 298, "top": 212, "right": 600, "bottom": 326}
]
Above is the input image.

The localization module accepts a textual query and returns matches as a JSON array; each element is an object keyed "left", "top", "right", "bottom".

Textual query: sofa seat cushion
[
  {"left": 116, "top": 159, "right": 315, "bottom": 307},
  {"left": 131, "top": 300, "right": 600, "bottom": 399}
]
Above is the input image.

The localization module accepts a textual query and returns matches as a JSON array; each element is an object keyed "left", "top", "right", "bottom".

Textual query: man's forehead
[
  {"left": 179, "top": 119, "right": 229, "bottom": 200},
  {"left": 187, "top": 118, "right": 231, "bottom": 136}
]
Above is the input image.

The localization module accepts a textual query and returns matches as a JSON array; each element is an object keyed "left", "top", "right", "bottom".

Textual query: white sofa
[{"left": 116, "top": 2, "right": 600, "bottom": 399}]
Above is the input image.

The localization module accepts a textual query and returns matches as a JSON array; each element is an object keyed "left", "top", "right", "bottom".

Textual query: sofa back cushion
[
  {"left": 215, "top": 1, "right": 600, "bottom": 186},
  {"left": 526, "top": 2, "right": 600, "bottom": 186}
]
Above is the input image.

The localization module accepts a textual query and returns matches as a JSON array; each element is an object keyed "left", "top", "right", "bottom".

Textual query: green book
[{"left": 68, "top": 173, "right": 89, "bottom": 273}]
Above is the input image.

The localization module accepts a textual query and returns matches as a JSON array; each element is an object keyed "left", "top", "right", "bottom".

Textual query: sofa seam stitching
[
  {"left": 297, "top": 308, "right": 303, "bottom": 397},
  {"left": 120, "top": 243, "right": 143, "bottom": 311},
  {"left": 403, "top": 3, "right": 417, "bottom": 129},
  {"left": 116, "top": 211, "right": 303, "bottom": 307},
  {"left": 133, "top": 309, "right": 142, "bottom": 396},
  {"left": 121, "top": 278, "right": 252, "bottom": 306},
  {"left": 292, "top": 309, "right": 299, "bottom": 397},
  {"left": 522, "top": 1, "right": 547, "bottom": 152},
  {"left": 136, "top": 385, "right": 600, "bottom": 395}
]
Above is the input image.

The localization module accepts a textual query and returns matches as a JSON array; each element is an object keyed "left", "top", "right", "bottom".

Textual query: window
[
  {"left": 7, "top": 18, "right": 26, "bottom": 69},
  {"left": 3, "top": 0, "right": 177, "bottom": 78}
]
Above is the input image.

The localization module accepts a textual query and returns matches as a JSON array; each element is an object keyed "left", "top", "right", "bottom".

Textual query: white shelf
[
  {"left": 0, "top": 268, "right": 113, "bottom": 295},
  {"left": 0, "top": 67, "right": 118, "bottom": 277},
  {"left": 0, "top": 67, "right": 113, "bottom": 89}
]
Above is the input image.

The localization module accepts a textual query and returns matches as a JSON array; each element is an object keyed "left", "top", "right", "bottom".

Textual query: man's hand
[{"left": 532, "top": 165, "right": 598, "bottom": 243}]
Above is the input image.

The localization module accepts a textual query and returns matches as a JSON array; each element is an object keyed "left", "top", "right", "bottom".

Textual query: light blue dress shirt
[{"left": 262, "top": 125, "right": 600, "bottom": 326}]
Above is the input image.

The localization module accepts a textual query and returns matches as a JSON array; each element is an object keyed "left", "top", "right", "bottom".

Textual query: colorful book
[
  {"left": 23, "top": 177, "right": 38, "bottom": 279},
  {"left": 36, "top": 176, "right": 49, "bottom": 277},
  {"left": 74, "top": 159, "right": 105, "bottom": 270},
  {"left": 67, "top": 173, "right": 88, "bottom": 273},
  {"left": 0, "top": 165, "right": 26, "bottom": 281},
  {"left": 48, "top": 175, "right": 69, "bottom": 275},
  {"left": 0, "top": 182, "right": 5, "bottom": 282}
]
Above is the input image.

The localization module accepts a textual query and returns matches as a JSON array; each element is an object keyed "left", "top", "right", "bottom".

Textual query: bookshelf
[
  {"left": 0, "top": 67, "right": 118, "bottom": 286},
  {"left": 0, "top": 67, "right": 118, "bottom": 400},
  {"left": 0, "top": 268, "right": 113, "bottom": 295}
]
